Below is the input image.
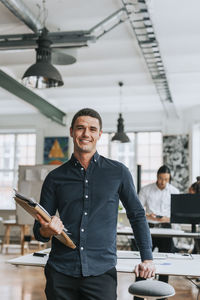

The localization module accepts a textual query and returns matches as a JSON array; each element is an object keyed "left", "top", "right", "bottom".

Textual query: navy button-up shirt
[{"left": 33, "top": 152, "right": 152, "bottom": 277}]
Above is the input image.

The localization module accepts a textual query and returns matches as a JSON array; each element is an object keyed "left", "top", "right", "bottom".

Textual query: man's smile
[{"left": 79, "top": 139, "right": 91, "bottom": 143}]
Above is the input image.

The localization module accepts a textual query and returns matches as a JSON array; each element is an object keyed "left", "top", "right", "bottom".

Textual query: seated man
[
  {"left": 139, "top": 165, "right": 179, "bottom": 256},
  {"left": 134, "top": 165, "right": 179, "bottom": 300}
]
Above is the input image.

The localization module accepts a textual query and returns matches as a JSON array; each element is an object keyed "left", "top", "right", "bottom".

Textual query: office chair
[{"left": 128, "top": 279, "right": 175, "bottom": 300}]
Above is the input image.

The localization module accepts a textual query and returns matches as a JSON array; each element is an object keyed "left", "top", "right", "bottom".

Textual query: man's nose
[{"left": 83, "top": 128, "right": 90, "bottom": 136}]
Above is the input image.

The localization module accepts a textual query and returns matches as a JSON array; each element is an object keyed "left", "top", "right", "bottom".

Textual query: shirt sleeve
[
  {"left": 33, "top": 172, "right": 57, "bottom": 243},
  {"left": 119, "top": 165, "right": 153, "bottom": 261},
  {"left": 138, "top": 186, "right": 147, "bottom": 208}
]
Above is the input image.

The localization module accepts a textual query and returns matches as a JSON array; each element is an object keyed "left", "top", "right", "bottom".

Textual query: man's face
[
  {"left": 70, "top": 116, "right": 102, "bottom": 154},
  {"left": 156, "top": 173, "right": 170, "bottom": 190}
]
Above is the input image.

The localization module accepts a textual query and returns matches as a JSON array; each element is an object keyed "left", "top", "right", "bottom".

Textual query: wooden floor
[{"left": 0, "top": 253, "right": 199, "bottom": 300}]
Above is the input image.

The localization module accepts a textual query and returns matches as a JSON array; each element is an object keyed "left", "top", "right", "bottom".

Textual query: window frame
[
  {"left": 97, "top": 130, "right": 163, "bottom": 187},
  {"left": 0, "top": 130, "right": 36, "bottom": 210}
]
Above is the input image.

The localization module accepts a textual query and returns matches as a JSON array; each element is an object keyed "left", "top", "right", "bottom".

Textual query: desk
[
  {"left": 117, "top": 226, "right": 200, "bottom": 239},
  {"left": 3, "top": 220, "right": 29, "bottom": 255},
  {"left": 7, "top": 249, "right": 200, "bottom": 278},
  {"left": 117, "top": 251, "right": 200, "bottom": 277}
]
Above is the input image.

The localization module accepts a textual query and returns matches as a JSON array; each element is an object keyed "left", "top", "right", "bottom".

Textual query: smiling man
[{"left": 34, "top": 108, "right": 155, "bottom": 300}]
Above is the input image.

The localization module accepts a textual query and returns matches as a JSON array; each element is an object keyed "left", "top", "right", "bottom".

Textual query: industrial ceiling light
[
  {"left": 111, "top": 82, "right": 130, "bottom": 143},
  {"left": 22, "top": 28, "right": 64, "bottom": 88}
]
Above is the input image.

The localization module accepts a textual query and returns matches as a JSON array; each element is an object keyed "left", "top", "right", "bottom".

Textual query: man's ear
[
  {"left": 70, "top": 127, "right": 73, "bottom": 137},
  {"left": 98, "top": 130, "right": 103, "bottom": 140}
]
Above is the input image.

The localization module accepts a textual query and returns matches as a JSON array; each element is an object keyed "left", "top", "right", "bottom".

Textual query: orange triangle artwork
[{"left": 48, "top": 139, "right": 65, "bottom": 159}]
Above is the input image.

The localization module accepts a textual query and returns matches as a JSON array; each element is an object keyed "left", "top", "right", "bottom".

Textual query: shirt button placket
[{"left": 80, "top": 173, "right": 89, "bottom": 265}]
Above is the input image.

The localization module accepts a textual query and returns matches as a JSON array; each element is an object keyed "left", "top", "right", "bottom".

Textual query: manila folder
[{"left": 14, "top": 196, "right": 76, "bottom": 249}]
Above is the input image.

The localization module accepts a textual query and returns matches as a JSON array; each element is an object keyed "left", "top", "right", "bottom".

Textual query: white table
[
  {"left": 7, "top": 249, "right": 200, "bottom": 277},
  {"left": 117, "top": 226, "right": 200, "bottom": 239},
  {"left": 117, "top": 251, "right": 200, "bottom": 277}
]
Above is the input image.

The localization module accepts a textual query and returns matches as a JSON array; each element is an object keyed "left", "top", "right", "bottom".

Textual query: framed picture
[{"left": 44, "top": 137, "right": 69, "bottom": 165}]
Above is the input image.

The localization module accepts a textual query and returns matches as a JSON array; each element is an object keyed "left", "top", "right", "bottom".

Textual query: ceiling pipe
[{"left": 0, "top": 0, "right": 43, "bottom": 33}]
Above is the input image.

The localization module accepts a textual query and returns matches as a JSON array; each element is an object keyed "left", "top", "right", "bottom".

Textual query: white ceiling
[{"left": 0, "top": 0, "right": 200, "bottom": 120}]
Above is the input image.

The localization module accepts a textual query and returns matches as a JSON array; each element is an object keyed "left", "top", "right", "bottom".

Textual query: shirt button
[
  {"left": 94, "top": 159, "right": 97, "bottom": 162},
  {"left": 85, "top": 195, "right": 88, "bottom": 198},
  {"left": 85, "top": 179, "right": 88, "bottom": 183},
  {"left": 80, "top": 247, "right": 84, "bottom": 251},
  {"left": 81, "top": 167, "right": 84, "bottom": 171},
  {"left": 81, "top": 228, "right": 84, "bottom": 232},
  {"left": 84, "top": 212, "right": 88, "bottom": 215}
]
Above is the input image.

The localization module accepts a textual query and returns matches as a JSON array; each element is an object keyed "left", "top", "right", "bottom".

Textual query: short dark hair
[
  {"left": 157, "top": 165, "right": 171, "bottom": 176},
  {"left": 190, "top": 176, "right": 200, "bottom": 194},
  {"left": 71, "top": 108, "right": 102, "bottom": 130}
]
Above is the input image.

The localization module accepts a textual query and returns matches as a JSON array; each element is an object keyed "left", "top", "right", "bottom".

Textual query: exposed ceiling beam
[
  {"left": 0, "top": 69, "right": 66, "bottom": 126},
  {"left": 0, "top": 0, "right": 125, "bottom": 50},
  {"left": 0, "top": 31, "right": 96, "bottom": 50}
]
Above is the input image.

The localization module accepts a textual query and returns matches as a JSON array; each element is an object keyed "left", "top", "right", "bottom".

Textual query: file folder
[{"left": 14, "top": 190, "right": 76, "bottom": 249}]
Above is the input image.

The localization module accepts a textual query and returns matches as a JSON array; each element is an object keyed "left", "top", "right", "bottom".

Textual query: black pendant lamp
[
  {"left": 111, "top": 82, "right": 130, "bottom": 143},
  {"left": 22, "top": 28, "right": 64, "bottom": 88}
]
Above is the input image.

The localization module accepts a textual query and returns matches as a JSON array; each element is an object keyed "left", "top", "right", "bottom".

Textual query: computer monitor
[{"left": 171, "top": 194, "right": 200, "bottom": 233}]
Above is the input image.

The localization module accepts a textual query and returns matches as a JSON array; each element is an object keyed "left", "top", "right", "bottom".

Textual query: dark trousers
[{"left": 44, "top": 264, "right": 117, "bottom": 300}]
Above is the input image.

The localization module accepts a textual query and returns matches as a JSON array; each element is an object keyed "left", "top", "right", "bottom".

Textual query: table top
[
  {"left": 7, "top": 249, "right": 200, "bottom": 277},
  {"left": 117, "top": 226, "right": 200, "bottom": 238},
  {"left": 3, "top": 219, "right": 17, "bottom": 225},
  {"left": 117, "top": 250, "right": 200, "bottom": 276}
]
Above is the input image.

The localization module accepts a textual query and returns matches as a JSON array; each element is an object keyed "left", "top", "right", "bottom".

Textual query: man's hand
[
  {"left": 36, "top": 214, "right": 64, "bottom": 238},
  {"left": 159, "top": 216, "right": 170, "bottom": 223},
  {"left": 134, "top": 260, "right": 156, "bottom": 279},
  {"left": 146, "top": 213, "right": 170, "bottom": 223}
]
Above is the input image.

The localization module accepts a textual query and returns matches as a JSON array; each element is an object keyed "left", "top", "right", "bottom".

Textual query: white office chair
[{"left": 128, "top": 279, "right": 175, "bottom": 300}]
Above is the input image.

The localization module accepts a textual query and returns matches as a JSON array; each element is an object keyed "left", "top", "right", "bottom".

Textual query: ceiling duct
[
  {"left": 0, "top": 0, "right": 42, "bottom": 33},
  {"left": 121, "top": 0, "right": 178, "bottom": 118}
]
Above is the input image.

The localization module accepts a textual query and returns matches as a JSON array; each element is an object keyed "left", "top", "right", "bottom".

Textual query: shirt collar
[{"left": 70, "top": 151, "right": 100, "bottom": 167}]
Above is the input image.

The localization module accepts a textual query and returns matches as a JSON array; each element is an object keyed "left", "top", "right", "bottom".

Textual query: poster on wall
[
  {"left": 163, "top": 134, "right": 189, "bottom": 193},
  {"left": 44, "top": 137, "right": 69, "bottom": 165}
]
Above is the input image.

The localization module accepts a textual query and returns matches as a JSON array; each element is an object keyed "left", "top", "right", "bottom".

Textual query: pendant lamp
[
  {"left": 22, "top": 28, "right": 64, "bottom": 88},
  {"left": 111, "top": 82, "right": 130, "bottom": 143}
]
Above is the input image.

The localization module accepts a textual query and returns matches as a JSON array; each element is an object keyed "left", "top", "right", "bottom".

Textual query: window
[
  {"left": 97, "top": 131, "right": 162, "bottom": 188},
  {"left": 136, "top": 132, "right": 163, "bottom": 186},
  {"left": 0, "top": 133, "right": 36, "bottom": 209}
]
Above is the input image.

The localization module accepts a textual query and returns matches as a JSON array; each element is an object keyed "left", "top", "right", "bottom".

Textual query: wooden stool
[
  {"left": 128, "top": 279, "right": 175, "bottom": 300},
  {"left": 2, "top": 220, "right": 30, "bottom": 255}
]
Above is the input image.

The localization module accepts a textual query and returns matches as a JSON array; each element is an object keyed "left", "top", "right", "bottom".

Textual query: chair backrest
[{"left": 128, "top": 280, "right": 175, "bottom": 299}]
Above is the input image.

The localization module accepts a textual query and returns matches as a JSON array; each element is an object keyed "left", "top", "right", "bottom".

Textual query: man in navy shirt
[{"left": 34, "top": 108, "right": 155, "bottom": 300}]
